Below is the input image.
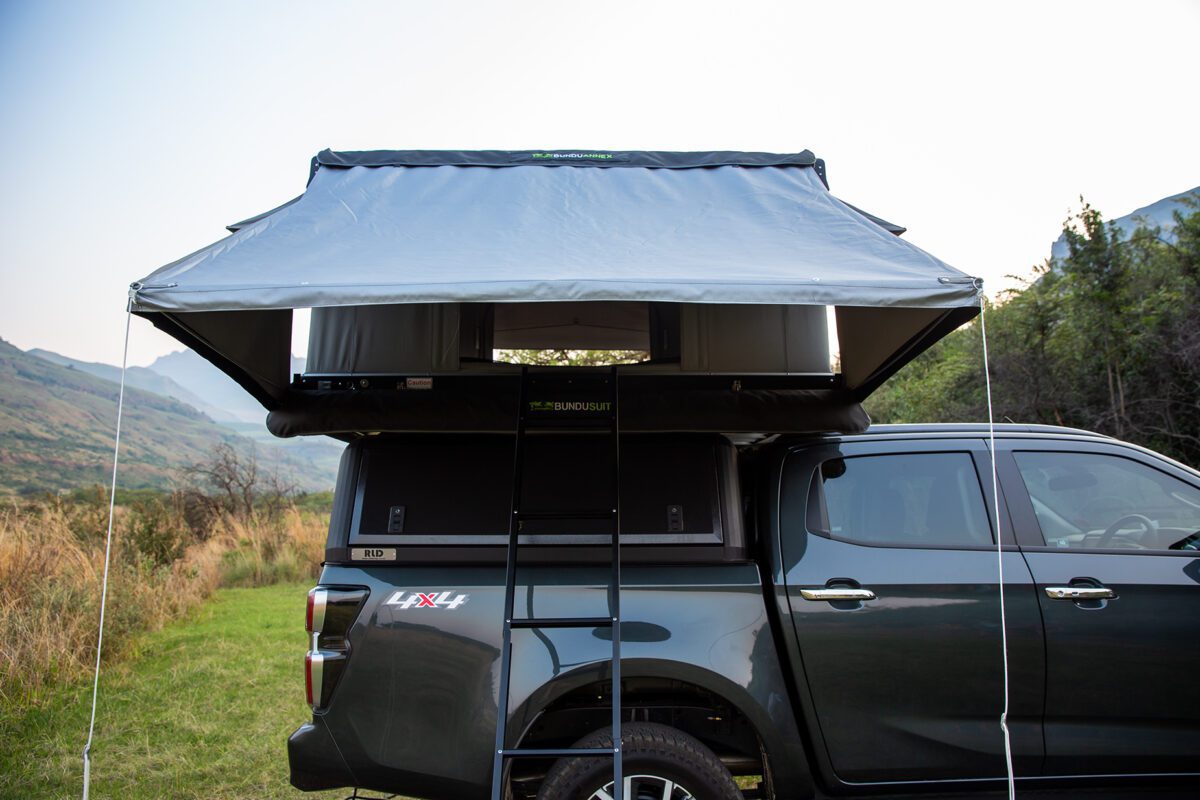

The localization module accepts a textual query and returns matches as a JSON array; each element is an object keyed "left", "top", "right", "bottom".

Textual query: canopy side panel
[
  {"left": 680, "top": 305, "right": 830, "bottom": 373},
  {"left": 837, "top": 305, "right": 980, "bottom": 396},
  {"left": 138, "top": 309, "right": 292, "bottom": 406},
  {"left": 308, "top": 304, "right": 461, "bottom": 374}
]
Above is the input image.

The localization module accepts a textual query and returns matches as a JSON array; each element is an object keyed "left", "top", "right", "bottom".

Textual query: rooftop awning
[{"left": 130, "top": 149, "right": 982, "bottom": 430}]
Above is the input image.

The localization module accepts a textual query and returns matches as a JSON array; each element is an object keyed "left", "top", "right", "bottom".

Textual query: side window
[
  {"left": 815, "top": 453, "right": 992, "bottom": 548},
  {"left": 1014, "top": 451, "right": 1200, "bottom": 552}
]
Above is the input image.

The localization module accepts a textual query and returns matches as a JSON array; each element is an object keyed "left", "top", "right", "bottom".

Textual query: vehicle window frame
[
  {"left": 1000, "top": 441, "right": 1200, "bottom": 557},
  {"left": 801, "top": 444, "right": 1000, "bottom": 551}
]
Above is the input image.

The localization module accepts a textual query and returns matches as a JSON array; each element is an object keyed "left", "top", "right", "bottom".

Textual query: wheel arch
[{"left": 508, "top": 657, "right": 814, "bottom": 797}]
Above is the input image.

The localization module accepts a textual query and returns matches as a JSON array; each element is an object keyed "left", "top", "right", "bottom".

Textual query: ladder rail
[
  {"left": 490, "top": 366, "right": 624, "bottom": 800},
  {"left": 490, "top": 366, "right": 529, "bottom": 797},
  {"left": 608, "top": 365, "right": 624, "bottom": 796}
]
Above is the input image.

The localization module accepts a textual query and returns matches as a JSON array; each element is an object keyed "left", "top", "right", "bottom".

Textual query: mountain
[
  {"left": 1051, "top": 186, "right": 1200, "bottom": 262},
  {"left": 143, "top": 348, "right": 307, "bottom": 424},
  {"left": 27, "top": 348, "right": 232, "bottom": 423},
  {"left": 145, "top": 349, "right": 270, "bottom": 423},
  {"left": 221, "top": 420, "right": 344, "bottom": 483},
  {"left": 0, "top": 339, "right": 336, "bottom": 495}
]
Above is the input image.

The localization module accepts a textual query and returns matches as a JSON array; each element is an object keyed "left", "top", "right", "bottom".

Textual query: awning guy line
[
  {"left": 981, "top": 294, "right": 1017, "bottom": 799},
  {"left": 82, "top": 302, "right": 132, "bottom": 800}
]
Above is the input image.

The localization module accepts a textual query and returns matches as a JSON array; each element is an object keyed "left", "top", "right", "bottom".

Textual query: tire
[{"left": 536, "top": 722, "right": 742, "bottom": 800}]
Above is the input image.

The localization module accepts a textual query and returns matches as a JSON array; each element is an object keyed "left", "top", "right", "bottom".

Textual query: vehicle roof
[{"left": 826, "top": 422, "right": 1200, "bottom": 480}]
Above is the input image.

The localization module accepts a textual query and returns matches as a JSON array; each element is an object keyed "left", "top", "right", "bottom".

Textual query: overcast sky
[{"left": 1, "top": 0, "right": 1197, "bottom": 367}]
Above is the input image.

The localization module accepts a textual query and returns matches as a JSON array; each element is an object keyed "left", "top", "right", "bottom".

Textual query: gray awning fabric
[
  {"left": 130, "top": 149, "right": 981, "bottom": 420},
  {"left": 135, "top": 150, "right": 976, "bottom": 312}
]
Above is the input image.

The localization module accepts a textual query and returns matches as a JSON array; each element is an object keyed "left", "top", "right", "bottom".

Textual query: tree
[
  {"left": 1057, "top": 202, "right": 1136, "bottom": 436},
  {"left": 866, "top": 202, "right": 1200, "bottom": 467},
  {"left": 494, "top": 349, "right": 649, "bottom": 366},
  {"left": 183, "top": 443, "right": 295, "bottom": 521}
]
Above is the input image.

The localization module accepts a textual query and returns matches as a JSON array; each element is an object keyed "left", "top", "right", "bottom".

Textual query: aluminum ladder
[{"left": 490, "top": 365, "right": 624, "bottom": 800}]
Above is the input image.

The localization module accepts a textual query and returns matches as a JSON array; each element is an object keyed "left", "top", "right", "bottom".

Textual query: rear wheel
[{"left": 536, "top": 722, "right": 742, "bottom": 800}]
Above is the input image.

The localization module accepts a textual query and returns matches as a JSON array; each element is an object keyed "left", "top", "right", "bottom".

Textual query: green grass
[{"left": 0, "top": 583, "right": 376, "bottom": 799}]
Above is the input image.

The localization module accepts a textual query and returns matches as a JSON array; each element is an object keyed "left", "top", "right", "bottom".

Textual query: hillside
[
  {"left": 0, "top": 340, "right": 336, "bottom": 495},
  {"left": 27, "top": 348, "right": 232, "bottom": 423},
  {"left": 148, "top": 349, "right": 307, "bottom": 424},
  {"left": 1050, "top": 186, "right": 1199, "bottom": 262}
]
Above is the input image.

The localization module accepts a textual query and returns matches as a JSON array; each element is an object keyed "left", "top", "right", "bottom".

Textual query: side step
[{"left": 501, "top": 747, "right": 618, "bottom": 758}]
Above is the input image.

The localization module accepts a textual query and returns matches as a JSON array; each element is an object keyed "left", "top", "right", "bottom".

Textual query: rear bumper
[{"left": 288, "top": 718, "right": 355, "bottom": 791}]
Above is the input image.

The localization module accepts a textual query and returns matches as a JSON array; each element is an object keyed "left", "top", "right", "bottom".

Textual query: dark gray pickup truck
[{"left": 290, "top": 422, "right": 1200, "bottom": 799}]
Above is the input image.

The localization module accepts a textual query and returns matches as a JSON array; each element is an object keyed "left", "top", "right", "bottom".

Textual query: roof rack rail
[{"left": 862, "top": 422, "right": 1111, "bottom": 438}]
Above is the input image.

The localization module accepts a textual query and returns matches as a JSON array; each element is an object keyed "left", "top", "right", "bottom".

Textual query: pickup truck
[{"left": 289, "top": 423, "right": 1200, "bottom": 799}]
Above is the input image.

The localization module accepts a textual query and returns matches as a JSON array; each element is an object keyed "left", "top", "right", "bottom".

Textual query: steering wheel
[
  {"left": 1097, "top": 513, "right": 1156, "bottom": 548},
  {"left": 1081, "top": 495, "right": 1134, "bottom": 522}
]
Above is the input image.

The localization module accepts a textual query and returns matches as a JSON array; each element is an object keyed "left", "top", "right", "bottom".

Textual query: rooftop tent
[{"left": 130, "top": 149, "right": 982, "bottom": 436}]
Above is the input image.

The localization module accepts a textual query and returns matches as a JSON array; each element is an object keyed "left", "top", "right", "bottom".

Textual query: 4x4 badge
[{"left": 386, "top": 590, "right": 469, "bottom": 609}]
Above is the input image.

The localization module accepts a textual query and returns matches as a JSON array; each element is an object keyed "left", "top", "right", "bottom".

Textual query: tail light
[
  {"left": 304, "top": 652, "right": 317, "bottom": 706},
  {"left": 305, "top": 586, "right": 367, "bottom": 710}
]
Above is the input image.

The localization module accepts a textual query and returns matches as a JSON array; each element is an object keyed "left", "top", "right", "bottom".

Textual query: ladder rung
[
  {"left": 502, "top": 747, "right": 616, "bottom": 758},
  {"left": 517, "top": 509, "right": 615, "bottom": 520},
  {"left": 509, "top": 616, "right": 614, "bottom": 629}
]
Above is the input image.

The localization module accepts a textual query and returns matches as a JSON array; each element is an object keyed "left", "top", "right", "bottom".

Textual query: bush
[
  {"left": 127, "top": 498, "right": 189, "bottom": 566},
  {"left": 0, "top": 498, "right": 224, "bottom": 708},
  {"left": 0, "top": 441, "right": 331, "bottom": 710},
  {"left": 0, "top": 493, "right": 329, "bottom": 711}
]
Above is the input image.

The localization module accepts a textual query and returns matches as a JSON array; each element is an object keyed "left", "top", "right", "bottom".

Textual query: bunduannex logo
[{"left": 529, "top": 152, "right": 615, "bottom": 160}]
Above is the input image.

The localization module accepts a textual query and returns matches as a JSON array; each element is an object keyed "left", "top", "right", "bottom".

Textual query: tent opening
[{"left": 493, "top": 349, "right": 651, "bottom": 367}]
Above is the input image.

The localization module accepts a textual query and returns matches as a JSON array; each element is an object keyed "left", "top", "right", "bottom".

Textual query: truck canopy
[{"left": 129, "top": 149, "right": 981, "bottom": 435}]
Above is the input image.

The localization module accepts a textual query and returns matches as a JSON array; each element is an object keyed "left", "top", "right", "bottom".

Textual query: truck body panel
[
  {"left": 299, "top": 563, "right": 810, "bottom": 799},
  {"left": 291, "top": 426, "right": 1200, "bottom": 797}
]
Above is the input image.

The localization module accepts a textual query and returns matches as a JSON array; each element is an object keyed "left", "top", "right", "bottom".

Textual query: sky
[{"left": 0, "top": 0, "right": 1198, "bottom": 368}]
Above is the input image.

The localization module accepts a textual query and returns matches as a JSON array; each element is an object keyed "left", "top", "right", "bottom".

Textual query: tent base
[{"left": 267, "top": 370, "right": 866, "bottom": 438}]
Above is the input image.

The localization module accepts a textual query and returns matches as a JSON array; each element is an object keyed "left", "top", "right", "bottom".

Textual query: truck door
[
  {"left": 999, "top": 441, "right": 1200, "bottom": 776},
  {"left": 776, "top": 438, "right": 1045, "bottom": 784}
]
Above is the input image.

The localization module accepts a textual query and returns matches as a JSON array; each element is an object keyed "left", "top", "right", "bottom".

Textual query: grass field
[{"left": 0, "top": 583, "right": 386, "bottom": 799}]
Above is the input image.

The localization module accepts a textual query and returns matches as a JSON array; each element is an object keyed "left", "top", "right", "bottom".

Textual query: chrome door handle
[
  {"left": 1045, "top": 586, "right": 1115, "bottom": 601},
  {"left": 799, "top": 587, "right": 877, "bottom": 602}
]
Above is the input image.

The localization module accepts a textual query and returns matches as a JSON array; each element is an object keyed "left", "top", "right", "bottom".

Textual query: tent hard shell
[{"left": 129, "top": 149, "right": 983, "bottom": 436}]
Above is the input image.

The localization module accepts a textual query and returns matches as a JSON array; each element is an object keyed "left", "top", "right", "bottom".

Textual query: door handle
[
  {"left": 799, "top": 587, "right": 877, "bottom": 602},
  {"left": 1045, "top": 586, "right": 1115, "bottom": 601}
]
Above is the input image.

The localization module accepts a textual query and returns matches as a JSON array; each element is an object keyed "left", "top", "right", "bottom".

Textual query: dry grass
[
  {"left": 0, "top": 496, "right": 327, "bottom": 710},
  {"left": 217, "top": 507, "right": 326, "bottom": 587}
]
